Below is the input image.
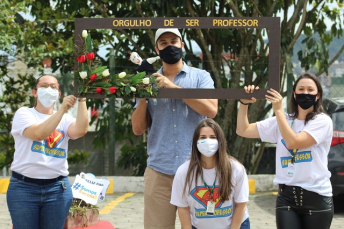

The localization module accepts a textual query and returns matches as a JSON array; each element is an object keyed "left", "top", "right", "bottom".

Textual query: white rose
[
  {"left": 130, "top": 86, "right": 136, "bottom": 92},
  {"left": 102, "top": 69, "right": 110, "bottom": 77},
  {"left": 82, "top": 30, "right": 88, "bottom": 38},
  {"left": 118, "top": 72, "right": 126, "bottom": 78},
  {"left": 79, "top": 71, "right": 87, "bottom": 79},
  {"left": 142, "top": 77, "right": 150, "bottom": 85}
]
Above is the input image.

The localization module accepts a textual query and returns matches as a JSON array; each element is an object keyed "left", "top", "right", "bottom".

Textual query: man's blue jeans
[{"left": 6, "top": 176, "right": 73, "bottom": 229}]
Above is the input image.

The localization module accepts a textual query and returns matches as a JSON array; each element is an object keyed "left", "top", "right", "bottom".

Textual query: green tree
[
  {"left": 1, "top": 0, "right": 344, "bottom": 174},
  {"left": 0, "top": 70, "right": 36, "bottom": 171}
]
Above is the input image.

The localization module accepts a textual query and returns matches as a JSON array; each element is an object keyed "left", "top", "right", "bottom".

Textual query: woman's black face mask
[
  {"left": 158, "top": 45, "right": 183, "bottom": 64},
  {"left": 295, "top": 93, "right": 318, "bottom": 110}
]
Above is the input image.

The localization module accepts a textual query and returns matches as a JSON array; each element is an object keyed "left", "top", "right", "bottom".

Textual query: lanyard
[
  {"left": 202, "top": 175, "right": 217, "bottom": 203},
  {"left": 290, "top": 120, "right": 298, "bottom": 163}
]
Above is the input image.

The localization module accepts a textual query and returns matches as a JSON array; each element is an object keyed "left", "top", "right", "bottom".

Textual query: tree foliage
[
  {"left": 1, "top": 0, "right": 344, "bottom": 174},
  {"left": 0, "top": 69, "right": 36, "bottom": 170}
]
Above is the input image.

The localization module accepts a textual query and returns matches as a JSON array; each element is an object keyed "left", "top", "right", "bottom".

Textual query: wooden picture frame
[{"left": 74, "top": 17, "right": 280, "bottom": 99}]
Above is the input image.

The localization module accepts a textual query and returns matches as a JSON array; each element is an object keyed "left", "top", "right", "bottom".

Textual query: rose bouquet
[{"left": 74, "top": 30, "right": 158, "bottom": 98}]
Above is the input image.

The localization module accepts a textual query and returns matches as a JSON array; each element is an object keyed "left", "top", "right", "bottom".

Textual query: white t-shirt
[
  {"left": 11, "top": 107, "right": 75, "bottom": 178},
  {"left": 257, "top": 113, "right": 333, "bottom": 196},
  {"left": 171, "top": 159, "right": 249, "bottom": 229}
]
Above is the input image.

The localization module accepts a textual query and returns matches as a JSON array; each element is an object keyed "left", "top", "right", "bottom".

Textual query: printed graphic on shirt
[
  {"left": 31, "top": 129, "right": 66, "bottom": 158},
  {"left": 280, "top": 139, "right": 312, "bottom": 168},
  {"left": 190, "top": 186, "right": 232, "bottom": 218}
]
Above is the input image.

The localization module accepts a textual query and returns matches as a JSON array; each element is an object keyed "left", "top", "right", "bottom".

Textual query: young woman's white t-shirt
[
  {"left": 11, "top": 107, "right": 75, "bottom": 179},
  {"left": 171, "top": 159, "right": 249, "bottom": 229},
  {"left": 256, "top": 113, "right": 333, "bottom": 196}
]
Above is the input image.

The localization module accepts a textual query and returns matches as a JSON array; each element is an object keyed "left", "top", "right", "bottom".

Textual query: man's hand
[{"left": 152, "top": 72, "right": 178, "bottom": 89}]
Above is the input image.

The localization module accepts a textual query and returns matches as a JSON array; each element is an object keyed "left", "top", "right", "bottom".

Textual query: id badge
[
  {"left": 206, "top": 201, "right": 215, "bottom": 215},
  {"left": 287, "top": 162, "right": 295, "bottom": 177}
]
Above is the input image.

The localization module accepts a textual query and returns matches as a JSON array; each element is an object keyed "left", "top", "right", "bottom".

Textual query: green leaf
[
  {"left": 125, "top": 85, "right": 131, "bottom": 95},
  {"left": 130, "top": 72, "right": 146, "bottom": 84},
  {"left": 307, "top": 38, "right": 314, "bottom": 49},
  {"left": 304, "top": 26, "right": 312, "bottom": 37},
  {"left": 92, "top": 82, "right": 112, "bottom": 87},
  {"left": 147, "top": 88, "right": 153, "bottom": 95},
  {"left": 78, "top": 83, "right": 84, "bottom": 94},
  {"left": 86, "top": 34, "right": 92, "bottom": 53},
  {"left": 90, "top": 66, "right": 107, "bottom": 75}
]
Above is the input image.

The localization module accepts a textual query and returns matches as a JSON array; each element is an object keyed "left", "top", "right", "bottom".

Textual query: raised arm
[
  {"left": 67, "top": 98, "right": 89, "bottom": 139},
  {"left": 266, "top": 88, "right": 317, "bottom": 149},
  {"left": 236, "top": 85, "right": 260, "bottom": 138},
  {"left": 131, "top": 99, "right": 151, "bottom": 135},
  {"left": 23, "top": 95, "right": 78, "bottom": 141}
]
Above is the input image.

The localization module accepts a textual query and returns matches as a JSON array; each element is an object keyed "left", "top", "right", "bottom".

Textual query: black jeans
[{"left": 276, "top": 184, "right": 334, "bottom": 229}]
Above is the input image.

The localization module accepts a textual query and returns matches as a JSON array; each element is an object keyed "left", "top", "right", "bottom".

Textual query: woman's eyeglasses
[{"left": 37, "top": 82, "right": 59, "bottom": 90}]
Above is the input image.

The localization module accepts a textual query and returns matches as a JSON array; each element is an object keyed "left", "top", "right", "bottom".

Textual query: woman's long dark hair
[
  {"left": 289, "top": 72, "right": 326, "bottom": 124},
  {"left": 183, "top": 118, "right": 234, "bottom": 202}
]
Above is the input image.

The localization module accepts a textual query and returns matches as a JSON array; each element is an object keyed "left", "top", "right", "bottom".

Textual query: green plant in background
[
  {"left": 0, "top": 68, "right": 36, "bottom": 171},
  {"left": 67, "top": 149, "right": 91, "bottom": 165},
  {"left": 117, "top": 141, "right": 148, "bottom": 176}
]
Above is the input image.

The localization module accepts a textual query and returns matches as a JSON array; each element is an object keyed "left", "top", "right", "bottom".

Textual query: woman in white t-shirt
[
  {"left": 7, "top": 75, "right": 89, "bottom": 229},
  {"left": 171, "top": 118, "right": 250, "bottom": 229},
  {"left": 236, "top": 72, "right": 333, "bottom": 229}
]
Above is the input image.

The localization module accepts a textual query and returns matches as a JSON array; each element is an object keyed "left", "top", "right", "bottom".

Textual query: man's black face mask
[{"left": 158, "top": 46, "right": 183, "bottom": 64}]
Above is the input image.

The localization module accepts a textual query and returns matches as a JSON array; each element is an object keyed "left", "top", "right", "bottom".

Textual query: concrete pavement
[{"left": 1, "top": 192, "right": 344, "bottom": 229}]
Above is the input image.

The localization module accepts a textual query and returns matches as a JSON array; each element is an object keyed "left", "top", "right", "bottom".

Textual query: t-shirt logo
[
  {"left": 45, "top": 130, "right": 64, "bottom": 148},
  {"left": 190, "top": 186, "right": 232, "bottom": 218},
  {"left": 191, "top": 186, "right": 222, "bottom": 208},
  {"left": 31, "top": 129, "right": 66, "bottom": 158},
  {"left": 280, "top": 139, "right": 312, "bottom": 167}
]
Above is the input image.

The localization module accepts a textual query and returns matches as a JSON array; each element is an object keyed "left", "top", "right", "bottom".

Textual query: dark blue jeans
[
  {"left": 7, "top": 176, "right": 72, "bottom": 229},
  {"left": 192, "top": 217, "right": 250, "bottom": 229},
  {"left": 240, "top": 217, "right": 251, "bottom": 229}
]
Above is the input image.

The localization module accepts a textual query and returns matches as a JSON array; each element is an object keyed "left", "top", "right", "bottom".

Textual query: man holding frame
[{"left": 131, "top": 28, "right": 218, "bottom": 228}]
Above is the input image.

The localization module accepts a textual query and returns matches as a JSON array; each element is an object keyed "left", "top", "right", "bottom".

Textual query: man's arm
[
  {"left": 131, "top": 99, "right": 151, "bottom": 135},
  {"left": 153, "top": 72, "right": 218, "bottom": 118},
  {"left": 182, "top": 98, "right": 218, "bottom": 118}
]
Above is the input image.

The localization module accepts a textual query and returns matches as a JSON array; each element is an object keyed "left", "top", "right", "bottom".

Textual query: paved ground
[{"left": 1, "top": 192, "right": 344, "bottom": 229}]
